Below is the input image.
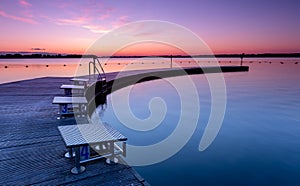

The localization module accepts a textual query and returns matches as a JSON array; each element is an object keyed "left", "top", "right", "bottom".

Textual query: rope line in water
[{"left": 0, "top": 60, "right": 299, "bottom": 69}]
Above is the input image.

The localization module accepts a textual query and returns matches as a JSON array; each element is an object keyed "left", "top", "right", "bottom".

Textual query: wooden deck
[
  {"left": 0, "top": 66, "right": 249, "bottom": 185},
  {"left": 0, "top": 77, "right": 147, "bottom": 185}
]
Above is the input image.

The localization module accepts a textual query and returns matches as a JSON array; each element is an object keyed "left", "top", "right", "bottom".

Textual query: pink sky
[{"left": 0, "top": 0, "right": 300, "bottom": 55}]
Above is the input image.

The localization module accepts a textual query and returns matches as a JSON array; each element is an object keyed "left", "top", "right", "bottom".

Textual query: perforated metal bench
[
  {"left": 58, "top": 123, "right": 127, "bottom": 174},
  {"left": 52, "top": 96, "right": 88, "bottom": 119},
  {"left": 70, "top": 78, "right": 89, "bottom": 88},
  {"left": 60, "top": 84, "right": 85, "bottom": 96}
]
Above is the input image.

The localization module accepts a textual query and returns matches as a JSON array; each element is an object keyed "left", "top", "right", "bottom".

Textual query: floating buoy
[
  {"left": 118, "top": 63, "right": 121, "bottom": 65},
  {"left": 295, "top": 62, "right": 298, "bottom": 64},
  {"left": 280, "top": 62, "right": 284, "bottom": 64},
  {"left": 259, "top": 62, "right": 261, "bottom": 63},
  {"left": 104, "top": 63, "right": 107, "bottom": 65},
  {"left": 269, "top": 62, "right": 272, "bottom": 64},
  {"left": 4, "top": 66, "right": 8, "bottom": 68},
  {"left": 46, "top": 65, "right": 49, "bottom": 67},
  {"left": 25, "top": 65, "right": 28, "bottom": 68},
  {"left": 79, "top": 64, "right": 82, "bottom": 66},
  {"left": 63, "top": 64, "right": 66, "bottom": 66}
]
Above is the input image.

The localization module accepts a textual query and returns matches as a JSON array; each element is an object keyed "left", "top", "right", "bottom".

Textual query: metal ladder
[{"left": 89, "top": 56, "right": 107, "bottom": 93}]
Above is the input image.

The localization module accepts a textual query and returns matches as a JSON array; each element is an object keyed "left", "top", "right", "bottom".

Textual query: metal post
[
  {"left": 240, "top": 53, "right": 245, "bottom": 66},
  {"left": 170, "top": 54, "right": 173, "bottom": 68},
  {"left": 122, "top": 142, "right": 126, "bottom": 157},
  {"left": 93, "top": 58, "right": 96, "bottom": 79},
  {"left": 110, "top": 141, "right": 115, "bottom": 159},
  {"left": 58, "top": 104, "right": 62, "bottom": 115},
  {"left": 71, "top": 146, "right": 86, "bottom": 174},
  {"left": 65, "top": 148, "right": 75, "bottom": 158},
  {"left": 57, "top": 104, "right": 62, "bottom": 119},
  {"left": 106, "top": 141, "right": 117, "bottom": 164}
]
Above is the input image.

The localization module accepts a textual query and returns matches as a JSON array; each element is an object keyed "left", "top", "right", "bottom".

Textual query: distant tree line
[
  {"left": 209, "top": 53, "right": 300, "bottom": 58},
  {"left": 0, "top": 53, "right": 96, "bottom": 59},
  {"left": 0, "top": 53, "right": 299, "bottom": 59}
]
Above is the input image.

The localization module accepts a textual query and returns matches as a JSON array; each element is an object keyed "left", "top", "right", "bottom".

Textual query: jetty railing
[{"left": 88, "top": 56, "right": 106, "bottom": 82}]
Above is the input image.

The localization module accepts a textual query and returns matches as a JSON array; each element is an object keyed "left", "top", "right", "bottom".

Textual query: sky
[{"left": 0, "top": 0, "right": 300, "bottom": 55}]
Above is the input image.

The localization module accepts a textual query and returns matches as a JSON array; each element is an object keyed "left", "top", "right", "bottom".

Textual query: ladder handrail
[
  {"left": 95, "top": 57, "right": 106, "bottom": 78},
  {"left": 88, "top": 57, "right": 106, "bottom": 82}
]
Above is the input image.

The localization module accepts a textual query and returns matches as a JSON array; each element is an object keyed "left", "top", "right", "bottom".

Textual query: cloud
[
  {"left": 19, "top": 0, "right": 32, "bottom": 7},
  {"left": 0, "top": 10, "right": 37, "bottom": 24},
  {"left": 52, "top": 14, "right": 128, "bottom": 34},
  {"left": 31, "top": 48, "right": 45, "bottom": 51},
  {"left": 43, "top": 1, "right": 129, "bottom": 34},
  {"left": 54, "top": 17, "right": 111, "bottom": 33},
  {"left": 82, "top": 25, "right": 111, "bottom": 34},
  {"left": 56, "top": 17, "right": 88, "bottom": 25},
  {"left": 82, "top": 16, "right": 130, "bottom": 34}
]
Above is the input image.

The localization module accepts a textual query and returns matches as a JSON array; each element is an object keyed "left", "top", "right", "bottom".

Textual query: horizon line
[{"left": 1, "top": 52, "right": 300, "bottom": 59}]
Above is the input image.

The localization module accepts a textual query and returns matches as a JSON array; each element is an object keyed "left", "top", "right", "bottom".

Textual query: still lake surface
[
  {"left": 1, "top": 58, "right": 300, "bottom": 185},
  {"left": 95, "top": 59, "right": 300, "bottom": 185}
]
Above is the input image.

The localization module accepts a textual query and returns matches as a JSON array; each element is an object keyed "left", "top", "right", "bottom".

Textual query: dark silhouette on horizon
[
  {"left": 0, "top": 53, "right": 300, "bottom": 59},
  {"left": 240, "top": 53, "right": 245, "bottom": 66}
]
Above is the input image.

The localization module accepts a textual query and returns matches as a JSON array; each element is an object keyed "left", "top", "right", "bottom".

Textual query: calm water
[
  {"left": 95, "top": 61, "right": 300, "bottom": 185},
  {"left": 1, "top": 57, "right": 298, "bottom": 84},
  {"left": 1, "top": 58, "right": 300, "bottom": 185}
]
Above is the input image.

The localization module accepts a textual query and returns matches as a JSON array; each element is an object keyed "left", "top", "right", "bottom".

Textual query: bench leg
[
  {"left": 65, "top": 148, "right": 75, "bottom": 158},
  {"left": 78, "top": 103, "right": 87, "bottom": 117},
  {"left": 57, "top": 105, "right": 62, "bottom": 119},
  {"left": 65, "top": 89, "right": 72, "bottom": 96},
  {"left": 106, "top": 141, "right": 118, "bottom": 164},
  {"left": 71, "top": 147, "right": 86, "bottom": 174}
]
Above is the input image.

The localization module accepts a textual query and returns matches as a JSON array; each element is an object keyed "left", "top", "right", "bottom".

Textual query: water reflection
[{"left": 95, "top": 62, "right": 300, "bottom": 185}]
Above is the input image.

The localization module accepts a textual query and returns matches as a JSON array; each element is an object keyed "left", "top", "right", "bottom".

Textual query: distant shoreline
[{"left": 0, "top": 53, "right": 300, "bottom": 59}]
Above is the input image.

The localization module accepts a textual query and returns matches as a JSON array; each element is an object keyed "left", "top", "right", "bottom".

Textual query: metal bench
[
  {"left": 52, "top": 96, "right": 88, "bottom": 119},
  {"left": 70, "top": 78, "right": 89, "bottom": 88},
  {"left": 57, "top": 123, "right": 127, "bottom": 174},
  {"left": 60, "top": 84, "right": 85, "bottom": 96}
]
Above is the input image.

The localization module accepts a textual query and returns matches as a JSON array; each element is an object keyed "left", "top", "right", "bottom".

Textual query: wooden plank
[
  {"left": 29, "top": 159, "right": 130, "bottom": 185},
  {"left": 64, "top": 168, "right": 142, "bottom": 186}
]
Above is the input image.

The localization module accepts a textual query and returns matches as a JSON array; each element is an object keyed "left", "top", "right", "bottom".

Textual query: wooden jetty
[
  {"left": 0, "top": 66, "right": 248, "bottom": 185},
  {"left": 0, "top": 77, "right": 147, "bottom": 185}
]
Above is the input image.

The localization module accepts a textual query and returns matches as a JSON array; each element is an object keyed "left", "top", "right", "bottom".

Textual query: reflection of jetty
[
  {"left": 0, "top": 65, "right": 248, "bottom": 184},
  {"left": 85, "top": 65, "right": 249, "bottom": 116},
  {"left": 105, "top": 66, "right": 249, "bottom": 93}
]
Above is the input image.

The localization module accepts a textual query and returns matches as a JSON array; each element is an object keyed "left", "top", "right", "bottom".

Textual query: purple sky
[{"left": 1, "top": 0, "right": 299, "bottom": 55}]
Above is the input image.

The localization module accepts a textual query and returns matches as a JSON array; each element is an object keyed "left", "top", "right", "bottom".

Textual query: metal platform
[{"left": 58, "top": 123, "right": 127, "bottom": 174}]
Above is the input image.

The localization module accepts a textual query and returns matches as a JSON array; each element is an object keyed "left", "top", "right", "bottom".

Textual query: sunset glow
[{"left": 1, "top": 0, "right": 300, "bottom": 55}]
